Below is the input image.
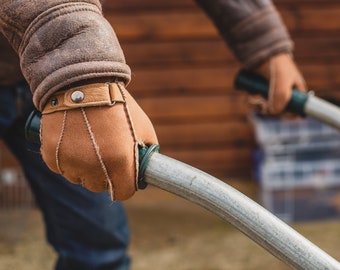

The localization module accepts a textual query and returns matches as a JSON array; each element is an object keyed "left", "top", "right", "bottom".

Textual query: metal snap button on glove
[{"left": 71, "top": 90, "right": 84, "bottom": 103}]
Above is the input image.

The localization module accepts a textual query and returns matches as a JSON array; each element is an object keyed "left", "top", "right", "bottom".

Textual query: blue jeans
[{"left": 0, "top": 82, "right": 130, "bottom": 270}]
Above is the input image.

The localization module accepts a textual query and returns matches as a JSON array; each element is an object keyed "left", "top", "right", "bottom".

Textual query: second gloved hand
[
  {"left": 40, "top": 82, "right": 158, "bottom": 201},
  {"left": 250, "top": 52, "right": 307, "bottom": 115}
]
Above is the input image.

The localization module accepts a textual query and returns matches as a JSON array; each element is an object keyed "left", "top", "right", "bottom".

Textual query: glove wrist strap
[{"left": 42, "top": 83, "right": 125, "bottom": 114}]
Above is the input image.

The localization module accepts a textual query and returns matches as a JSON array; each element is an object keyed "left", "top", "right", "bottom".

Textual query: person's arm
[
  {"left": 0, "top": 0, "right": 130, "bottom": 110},
  {"left": 195, "top": 0, "right": 307, "bottom": 114},
  {"left": 0, "top": 0, "right": 158, "bottom": 201}
]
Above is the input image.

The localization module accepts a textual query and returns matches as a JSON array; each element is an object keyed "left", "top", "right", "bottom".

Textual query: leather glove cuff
[{"left": 42, "top": 82, "right": 125, "bottom": 114}]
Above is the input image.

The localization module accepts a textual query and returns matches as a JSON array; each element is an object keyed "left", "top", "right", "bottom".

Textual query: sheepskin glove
[
  {"left": 41, "top": 82, "right": 158, "bottom": 201},
  {"left": 250, "top": 52, "right": 307, "bottom": 114}
]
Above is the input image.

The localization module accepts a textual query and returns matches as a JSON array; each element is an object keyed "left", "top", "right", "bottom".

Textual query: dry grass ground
[{"left": 0, "top": 182, "right": 339, "bottom": 270}]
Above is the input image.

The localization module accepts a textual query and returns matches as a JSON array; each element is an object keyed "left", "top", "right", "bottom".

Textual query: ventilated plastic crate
[
  {"left": 257, "top": 141, "right": 340, "bottom": 167},
  {"left": 260, "top": 159, "right": 340, "bottom": 190},
  {"left": 250, "top": 114, "right": 340, "bottom": 146},
  {"left": 250, "top": 114, "right": 340, "bottom": 222},
  {"left": 261, "top": 184, "right": 340, "bottom": 222}
]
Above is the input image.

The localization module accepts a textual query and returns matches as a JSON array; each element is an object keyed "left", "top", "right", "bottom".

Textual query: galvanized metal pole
[
  {"left": 305, "top": 95, "right": 340, "bottom": 130},
  {"left": 24, "top": 110, "right": 340, "bottom": 269},
  {"left": 145, "top": 152, "right": 340, "bottom": 270}
]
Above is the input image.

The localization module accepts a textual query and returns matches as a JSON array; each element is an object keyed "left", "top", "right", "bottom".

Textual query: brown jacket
[{"left": 0, "top": 0, "right": 292, "bottom": 111}]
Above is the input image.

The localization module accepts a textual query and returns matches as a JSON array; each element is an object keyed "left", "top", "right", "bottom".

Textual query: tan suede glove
[
  {"left": 40, "top": 82, "right": 158, "bottom": 201},
  {"left": 249, "top": 52, "right": 307, "bottom": 115}
]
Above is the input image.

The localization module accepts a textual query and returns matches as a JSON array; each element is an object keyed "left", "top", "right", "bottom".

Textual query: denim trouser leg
[{"left": 0, "top": 83, "right": 130, "bottom": 270}]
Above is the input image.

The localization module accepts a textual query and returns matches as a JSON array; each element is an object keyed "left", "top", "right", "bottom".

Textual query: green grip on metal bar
[
  {"left": 24, "top": 110, "right": 159, "bottom": 189},
  {"left": 234, "top": 69, "right": 308, "bottom": 116}
]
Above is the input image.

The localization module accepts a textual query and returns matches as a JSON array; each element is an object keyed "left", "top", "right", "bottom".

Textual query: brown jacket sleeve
[
  {"left": 0, "top": 0, "right": 130, "bottom": 111},
  {"left": 195, "top": 0, "right": 293, "bottom": 68}
]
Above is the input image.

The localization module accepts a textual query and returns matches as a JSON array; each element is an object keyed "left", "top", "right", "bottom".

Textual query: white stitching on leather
[
  {"left": 117, "top": 82, "right": 140, "bottom": 191},
  {"left": 55, "top": 110, "right": 67, "bottom": 175},
  {"left": 81, "top": 108, "right": 115, "bottom": 200}
]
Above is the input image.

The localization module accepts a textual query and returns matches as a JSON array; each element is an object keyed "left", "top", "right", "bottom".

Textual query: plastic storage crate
[
  {"left": 250, "top": 114, "right": 340, "bottom": 222},
  {"left": 261, "top": 159, "right": 340, "bottom": 190},
  {"left": 250, "top": 114, "right": 340, "bottom": 145},
  {"left": 261, "top": 184, "right": 340, "bottom": 222}
]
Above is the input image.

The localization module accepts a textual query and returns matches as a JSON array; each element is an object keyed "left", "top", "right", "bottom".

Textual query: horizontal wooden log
[
  {"left": 293, "top": 37, "right": 340, "bottom": 61},
  {"left": 128, "top": 66, "right": 237, "bottom": 96},
  {"left": 154, "top": 121, "right": 255, "bottom": 148},
  {"left": 106, "top": 8, "right": 340, "bottom": 42},
  {"left": 103, "top": 0, "right": 194, "bottom": 11},
  {"left": 274, "top": 0, "right": 339, "bottom": 4},
  {"left": 280, "top": 6, "right": 340, "bottom": 32},
  {"left": 128, "top": 64, "right": 340, "bottom": 97},
  {"left": 300, "top": 64, "right": 340, "bottom": 93},
  {"left": 103, "top": 0, "right": 340, "bottom": 11},
  {"left": 122, "top": 40, "right": 235, "bottom": 67},
  {"left": 138, "top": 95, "right": 249, "bottom": 123},
  {"left": 106, "top": 11, "right": 217, "bottom": 41},
  {"left": 121, "top": 36, "right": 340, "bottom": 67}
]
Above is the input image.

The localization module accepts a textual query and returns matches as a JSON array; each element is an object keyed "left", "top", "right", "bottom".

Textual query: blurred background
[{"left": 0, "top": 0, "right": 339, "bottom": 269}]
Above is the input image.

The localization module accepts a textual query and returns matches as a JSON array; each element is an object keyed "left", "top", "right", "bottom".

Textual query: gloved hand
[
  {"left": 40, "top": 81, "right": 158, "bottom": 201},
  {"left": 249, "top": 52, "right": 307, "bottom": 115}
]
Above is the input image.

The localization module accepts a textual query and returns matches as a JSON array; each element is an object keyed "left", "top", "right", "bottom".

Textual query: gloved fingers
[
  {"left": 247, "top": 95, "right": 270, "bottom": 115},
  {"left": 293, "top": 74, "right": 308, "bottom": 93},
  {"left": 40, "top": 83, "right": 158, "bottom": 201},
  {"left": 253, "top": 52, "right": 307, "bottom": 115},
  {"left": 267, "top": 60, "right": 293, "bottom": 114},
  {"left": 123, "top": 89, "right": 159, "bottom": 146},
  {"left": 41, "top": 110, "right": 110, "bottom": 192},
  {"left": 267, "top": 60, "right": 307, "bottom": 115}
]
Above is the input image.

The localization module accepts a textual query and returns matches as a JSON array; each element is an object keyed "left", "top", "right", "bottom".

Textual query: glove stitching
[
  {"left": 55, "top": 110, "right": 67, "bottom": 175},
  {"left": 117, "top": 83, "right": 139, "bottom": 192},
  {"left": 81, "top": 108, "right": 115, "bottom": 200}
]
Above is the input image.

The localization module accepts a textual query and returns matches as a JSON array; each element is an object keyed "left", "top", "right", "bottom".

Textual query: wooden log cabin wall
[
  {"left": 0, "top": 0, "right": 339, "bottom": 184},
  {"left": 102, "top": 0, "right": 340, "bottom": 180}
]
